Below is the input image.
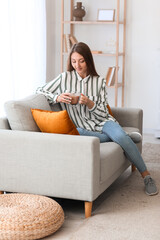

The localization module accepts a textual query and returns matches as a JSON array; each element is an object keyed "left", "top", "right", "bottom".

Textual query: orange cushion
[
  {"left": 31, "top": 109, "right": 79, "bottom": 135},
  {"left": 107, "top": 104, "right": 113, "bottom": 116}
]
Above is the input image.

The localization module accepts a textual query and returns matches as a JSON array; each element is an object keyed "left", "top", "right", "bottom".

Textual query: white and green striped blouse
[{"left": 36, "top": 70, "right": 115, "bottom": 132}]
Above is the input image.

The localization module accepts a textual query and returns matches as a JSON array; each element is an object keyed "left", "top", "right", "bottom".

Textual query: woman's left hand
[
  {"left": 79, "top": 94, "right": 94, "bottom": 109},
  {"left": 79, "top": 93, "right": 88, "bottom": 105}
]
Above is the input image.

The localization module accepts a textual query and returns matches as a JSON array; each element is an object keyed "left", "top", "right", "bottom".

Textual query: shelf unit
[{"left": 61, "top": 0, "right": 126, "bottom": 107}]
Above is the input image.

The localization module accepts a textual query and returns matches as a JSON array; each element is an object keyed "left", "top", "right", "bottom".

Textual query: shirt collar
[{"left": 74, "top": 71, "right": 90, "bottom": 83}]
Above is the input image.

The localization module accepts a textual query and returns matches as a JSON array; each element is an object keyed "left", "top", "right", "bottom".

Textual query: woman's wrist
[
  {"left": 56, "top": 95, "right": 60, "bottom": 103},
  {"left": 87, "top": 98, "right": 95, "bottom": 109}
]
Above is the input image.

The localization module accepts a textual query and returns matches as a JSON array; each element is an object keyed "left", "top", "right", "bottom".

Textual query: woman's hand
[
  {"left": 56, "top": 93, "right": 72, "bottom": 104},
  {"left": 79, "top": 94, "right": 94, "bottom": 109}
]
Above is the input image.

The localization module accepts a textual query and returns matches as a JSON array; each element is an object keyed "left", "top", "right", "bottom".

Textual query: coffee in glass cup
[{"left": 69, "top": 93, "right": 81, "bottom": 105}]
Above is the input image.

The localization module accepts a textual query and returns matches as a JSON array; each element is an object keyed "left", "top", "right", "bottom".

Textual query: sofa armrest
[
  {"left": 0, "top": 130, "right": 100, "bottom": 202},
  {"left": 111, "top": 107, "right": 143, "bottom": 134}
]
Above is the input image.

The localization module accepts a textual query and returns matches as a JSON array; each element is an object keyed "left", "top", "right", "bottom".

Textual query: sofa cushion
[
  {"left": 31, "top": 109, "right": 80, "bottom": 135},
  {"left": 4, "top": 94, "right": 54, "bottom": 131},
  {"left": 107, "top": 104, "right": 113, "bottom": 116},
  {"left": 100, "top": 142, "right": 130, "bottom": 183}
]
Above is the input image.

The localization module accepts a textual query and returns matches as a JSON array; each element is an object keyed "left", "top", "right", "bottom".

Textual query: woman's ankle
[{"left": 141, "top": 170, "right": 150, "bottom": 178}]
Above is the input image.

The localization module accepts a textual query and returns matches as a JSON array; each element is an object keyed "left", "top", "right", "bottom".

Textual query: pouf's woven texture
[{"left": 0, "top": 193, "right": 64, "bottom": 240}]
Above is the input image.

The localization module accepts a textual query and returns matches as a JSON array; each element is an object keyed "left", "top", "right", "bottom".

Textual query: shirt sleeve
[
  {"left": 36, "top": 74, "right": 62, "bottom": 104},
  {"left": 88, "top": 78, "right": 113, "bottom": 121}
]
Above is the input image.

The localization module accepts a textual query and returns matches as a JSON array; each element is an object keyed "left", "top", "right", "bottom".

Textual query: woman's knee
[
  {"left": 102, "top": 121, "right": 129, "bottom": 144},
  {"left": 77, "top": 127, "right": 110, "bottom": 143}
]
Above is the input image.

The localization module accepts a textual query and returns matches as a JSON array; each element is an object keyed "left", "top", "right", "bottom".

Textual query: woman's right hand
[{"left": 56, "top": 93, "right": 72, "bottom": 104}]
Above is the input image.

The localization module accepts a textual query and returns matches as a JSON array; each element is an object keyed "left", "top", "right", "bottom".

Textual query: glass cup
[{"left": 69, "top": 93, "right": 81, "bottom": 105}]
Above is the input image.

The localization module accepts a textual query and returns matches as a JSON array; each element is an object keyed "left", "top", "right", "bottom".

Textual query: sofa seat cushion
[
  {"left": 100, "top": 126, "right": 141, "bottom": 183},
  {"left": 4, "top": 94, "right": 61, "bottom": 131},
  {"left": 100, "top": 142, "right": 130, "bottom": 183}
]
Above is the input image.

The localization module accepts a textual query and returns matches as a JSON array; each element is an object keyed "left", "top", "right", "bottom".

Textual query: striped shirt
[{"left": 36, "top": 70, "right": 115, "bottom": 132}]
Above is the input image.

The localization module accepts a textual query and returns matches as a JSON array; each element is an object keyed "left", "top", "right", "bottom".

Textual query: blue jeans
[{"left": 77, "top": 121, "right": 147, "bottom": 173}]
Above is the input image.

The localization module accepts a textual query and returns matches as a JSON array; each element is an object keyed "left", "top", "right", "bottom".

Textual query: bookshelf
[{"left": 61, "top": 0, "right": 126, "bottom": 107}]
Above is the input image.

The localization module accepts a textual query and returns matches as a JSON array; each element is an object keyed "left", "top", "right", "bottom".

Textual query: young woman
[{"left": 36, "top": 42, "right": 158, "bottom": 196}]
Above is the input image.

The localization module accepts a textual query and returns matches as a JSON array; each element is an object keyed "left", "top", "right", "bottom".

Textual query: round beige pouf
[{"left": 0, "top": 193, "right": 64, "bottom": 240}]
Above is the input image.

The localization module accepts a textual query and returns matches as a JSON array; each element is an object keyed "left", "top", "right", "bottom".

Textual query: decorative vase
[{"left": 73, "top": 2, "right": 86, "bottom": 21}]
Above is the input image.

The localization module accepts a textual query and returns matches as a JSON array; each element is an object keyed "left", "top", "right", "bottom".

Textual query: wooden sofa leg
[
  {"left": 85, "top": 201, "right": 93, "bottom": 218},
  {"left": 0, "top": 191, "right": 4, "bottom": 194},
  {"left": 132, "top": 164, "right": 136, "bottom": 172}
]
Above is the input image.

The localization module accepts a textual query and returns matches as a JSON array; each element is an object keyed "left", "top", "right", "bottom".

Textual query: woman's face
[{"left": 71, "top": 52, "right": 88, "bottom": 78}]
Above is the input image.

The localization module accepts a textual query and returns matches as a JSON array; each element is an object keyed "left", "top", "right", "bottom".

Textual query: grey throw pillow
[{"left": 4, "top": 94, "right": 53, "bottom": 131}]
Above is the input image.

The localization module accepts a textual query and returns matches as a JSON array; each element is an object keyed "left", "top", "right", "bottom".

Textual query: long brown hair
[{"left": 67, "top": 42, "right": 99, "bottom": 76}]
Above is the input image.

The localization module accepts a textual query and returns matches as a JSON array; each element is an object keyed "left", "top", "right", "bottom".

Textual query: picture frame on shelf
[{"left": 97, "top": 9, "right": 115, "bottom": 22}]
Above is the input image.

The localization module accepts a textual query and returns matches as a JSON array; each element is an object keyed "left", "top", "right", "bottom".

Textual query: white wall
[
  {"left": 45, "top": 0, "right": 56, "bottom": 81},
  {"left": 125, "top": 0, "right": 160, "bottom": 133},
  {"left": 46, "top": 0, "right": 160, "bottom": 133}
]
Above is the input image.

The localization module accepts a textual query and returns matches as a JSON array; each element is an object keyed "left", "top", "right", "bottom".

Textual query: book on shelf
[
  {"left": 69, "top": 35, "right": 78, "bottom": 45},
  {"left": 64, "top": 34, "right": 78, "bottom": 52},
  {"left": 106, "top": 66, "right": 116, "bottom": 86}
]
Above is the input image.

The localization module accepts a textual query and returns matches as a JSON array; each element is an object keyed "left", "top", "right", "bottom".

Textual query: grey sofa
[{"left": 0, "top": 94, "right": 143, "bottom": 218}]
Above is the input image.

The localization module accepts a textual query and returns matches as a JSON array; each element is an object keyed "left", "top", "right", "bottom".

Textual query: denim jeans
[{"left": 77, "top": 120, "right": 147, "bottom": 173}]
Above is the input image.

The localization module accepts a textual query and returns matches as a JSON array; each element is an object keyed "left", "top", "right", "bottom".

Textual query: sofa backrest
[{"left": 4, "top": 94, "right": 62, "bottom": 131}]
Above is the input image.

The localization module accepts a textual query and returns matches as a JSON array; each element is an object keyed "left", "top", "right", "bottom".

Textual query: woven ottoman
[{"left": 0, "top": 193, "right": 64, "bottom": 240}]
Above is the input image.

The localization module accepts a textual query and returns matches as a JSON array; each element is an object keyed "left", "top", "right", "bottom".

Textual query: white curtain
[{"left": 0, "top": 0, "right": 46, "bottom": 116}]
